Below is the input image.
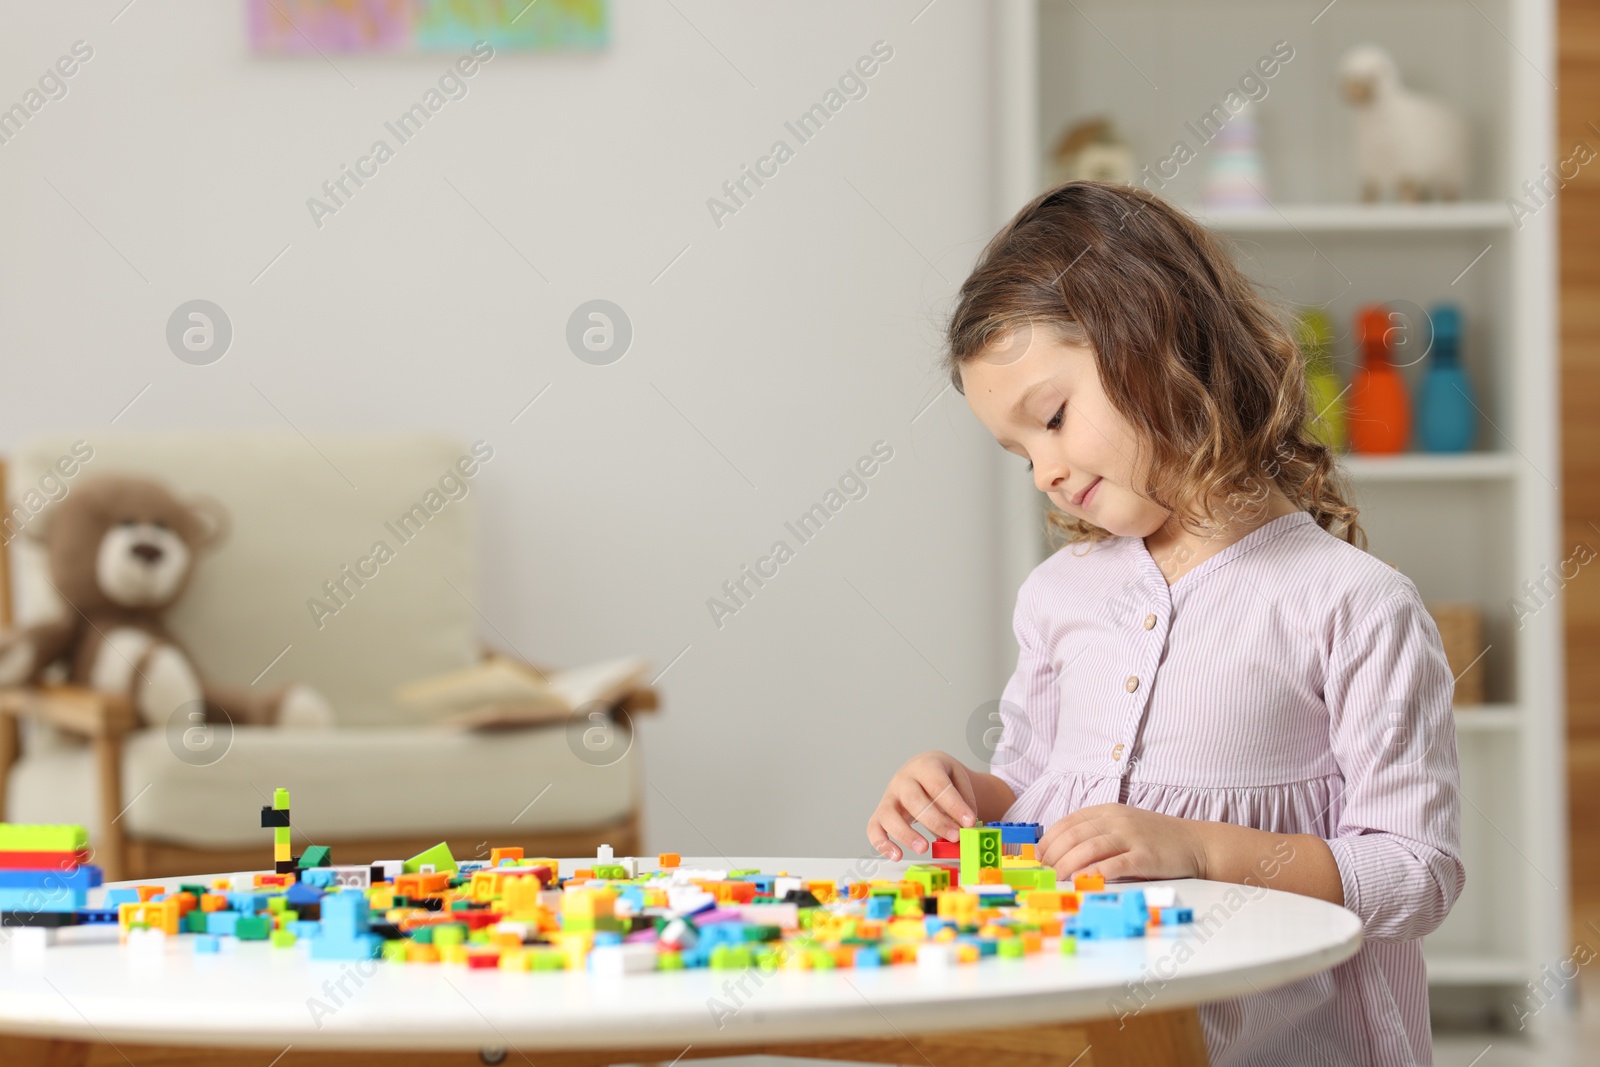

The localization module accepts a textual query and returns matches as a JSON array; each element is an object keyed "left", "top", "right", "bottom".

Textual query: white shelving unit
[{"left": 991, "top": 0, "right": 1565, "bottom": 1026}]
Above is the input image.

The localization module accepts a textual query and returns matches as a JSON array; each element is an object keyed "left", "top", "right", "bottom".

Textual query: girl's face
[{"left": 959, "top": 330, "right": 1172, "bottom": 539}]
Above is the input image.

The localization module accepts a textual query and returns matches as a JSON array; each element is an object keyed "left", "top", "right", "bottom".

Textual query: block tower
[{"left": 261, "top": 787, "right": 293, "bottom": 874}]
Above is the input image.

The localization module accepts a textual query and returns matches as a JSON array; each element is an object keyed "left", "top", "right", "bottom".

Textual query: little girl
[{"left": 867, "top": 181, "right": 1464, "bottom": 1067}]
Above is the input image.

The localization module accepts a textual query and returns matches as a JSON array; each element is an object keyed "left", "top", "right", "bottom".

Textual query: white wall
[{"left": 0, "top": 1, "right": 1010, "bottom": 857}]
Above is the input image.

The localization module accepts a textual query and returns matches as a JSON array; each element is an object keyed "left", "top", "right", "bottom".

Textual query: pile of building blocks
[{"left": 0, "top": 793, "right": 1194, "bottom": 971}]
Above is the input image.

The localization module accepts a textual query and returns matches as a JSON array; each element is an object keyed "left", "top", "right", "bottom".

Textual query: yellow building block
[
  {"left": 119, "top": 899, "right": 179, "bottom": 936},
  {"left": 561, "top": 886, "right": 616, "bottom": 920},
  {"left": 935, "top": 890, "right": 979, "bottom": 926}
]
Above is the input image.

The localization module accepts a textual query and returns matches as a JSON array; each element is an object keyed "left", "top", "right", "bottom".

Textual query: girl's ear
[{"left": 185, "top": 493, "right": 231, "bottom": 551}]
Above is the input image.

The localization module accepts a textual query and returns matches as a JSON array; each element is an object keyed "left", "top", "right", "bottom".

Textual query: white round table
[{"left": 0, "top": 856, "right": 1362, "bottom": 1067}]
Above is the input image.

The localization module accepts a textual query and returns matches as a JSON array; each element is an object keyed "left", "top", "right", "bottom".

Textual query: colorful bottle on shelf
[
  {"left": 1295, "top": 308, "right": 1348, "bottom": 452},
  {"left": 1417, "top": 303, "right": 1477, "bottom": 453},
  {"left": 1347, "top": 304, "right": 1412, "bottom": 454}
]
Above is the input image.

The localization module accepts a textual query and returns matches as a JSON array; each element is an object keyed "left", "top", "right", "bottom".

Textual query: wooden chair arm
[
  {"left": 617, "top": 685, "right": 659, "bottom": 716},
  {"left": 0, "top": 685, "right": 135, "bottom": 881},
  {"left": 0, "top": 685, "right": 140, "bottom": 739}
]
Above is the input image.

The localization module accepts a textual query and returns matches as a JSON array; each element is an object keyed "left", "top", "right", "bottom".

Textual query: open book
[{"left": 395, "top": 654, "right": 651, "bottom": 730}]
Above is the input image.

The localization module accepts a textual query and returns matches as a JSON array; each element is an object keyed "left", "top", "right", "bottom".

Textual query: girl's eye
[
  {"left": 1025, "top": 459, "right": 1035, "bottom": 472},
  {"left": 1046, "top": 403, "right": 1066, "bottom": 431}
]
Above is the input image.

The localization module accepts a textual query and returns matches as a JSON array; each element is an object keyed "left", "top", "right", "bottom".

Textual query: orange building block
[
  {"left": 1073, "top": 871, "right": 1105, "bottom": 891},
  {"left": 658, "top": 853, "right": 680, "bottom": 868}
]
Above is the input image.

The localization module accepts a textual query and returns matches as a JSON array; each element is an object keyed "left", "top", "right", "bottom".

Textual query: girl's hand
[
  {"left": 867, "top": 751, "right": 980, "bottom": 861},
  {"left": 1037, "top": 803, "right": 1208, "bottom": 882}
]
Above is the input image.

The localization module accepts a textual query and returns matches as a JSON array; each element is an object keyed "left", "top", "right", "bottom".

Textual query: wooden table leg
[{"left": 0, "top": 1009, "right": 1211, "bottom": 1067}]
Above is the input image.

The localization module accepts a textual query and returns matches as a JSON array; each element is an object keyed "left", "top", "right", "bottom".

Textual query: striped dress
[{"left": 990, "top": 510, "right": 1464, "bottom": 1067}]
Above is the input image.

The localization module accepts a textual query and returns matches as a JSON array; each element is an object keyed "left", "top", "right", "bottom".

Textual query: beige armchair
[{"left": 0, "top": 434, "right": 657, "bottom": 882}]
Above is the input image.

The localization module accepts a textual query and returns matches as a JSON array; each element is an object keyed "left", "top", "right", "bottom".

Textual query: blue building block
[
  {"left": 854, "top": 946, "right": 883, "bottom": 967},
  {"left": 77, "top": 908, "right": 119, "bottom": 924},
  {"left": 1076, "top": 890, "right": 1149, "bottom": 940},
  {"left": 193, "top": 934, "right": 220, "bottom": 954},
  {"left": 987, "top": 821, "right": 1044, "bottom": 845},
  {"left": 228, "top": 892, "right": 271, "bottom": 914},
  {"left": 730, "top": 873, "right": 776, "bottom": 896},
  {"left": 309, "top": 889, "right": 381, "bottom": 961},
  {"left": 0, "top": 886, "right": 84, "bottom": 912},
  {"left": 207, "top": 911, "right": 242, "bottom": 936},
  {"left": 286, "top": 881, "right": 325, "bottom": 907},
  {"left": 696, "top": 922, "right": 750, "bottom": 948},
  {"left": 866, "top": 896, "right": 894, "bottom": 920},
  {"left": 302, "top": 869, "right": 338, "bottom": 889},
  {"left": 103, "top": 888, "right": 140, "bottom": 907},
  {"left": 0, "top": 866, "right": 103, "bottom": 891},
  {"left": 1161, "top": 907, "right": 1194, "bottom": 925},
  {"left": 289, "top": 920, "right": 321, "bottom": 939}
]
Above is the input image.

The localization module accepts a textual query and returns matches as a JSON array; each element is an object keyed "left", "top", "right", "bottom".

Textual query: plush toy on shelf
[
  {"left": 1338, "top": 44, "right": 1468, "bottom": 202},
  {"left": 1046, "top": 117, "right": 1136, "bottom": 188},
  {"left": 0, "top": 474, "right": 332, "bottom": 731}
]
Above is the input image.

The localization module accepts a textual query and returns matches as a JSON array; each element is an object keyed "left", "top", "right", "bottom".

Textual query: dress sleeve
[
  {"left": 1322, "top": 585, "right": 1466, "bottom": 941},
  {"left": 989, "top": 573, "right": 1060, "bottom": 804}
]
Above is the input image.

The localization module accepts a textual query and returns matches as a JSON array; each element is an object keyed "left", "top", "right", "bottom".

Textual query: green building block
[
  {"left": 592, "top": 864, "right": 628, "bottom": 879},
  {"left": 529, "top": 950, "right": 565, "bottom": 970},
  {"left": 183, "top": 911, "right": 209, "bottom": 934},
  {"left": 905, "top": 864, "right": 951, "bottom": 895},
  {"left": 1000, "top": 867, "right": 1057, "bottom": 891},
  {"left": 433, "top": 924, "right": 466, "bottom": 948},
  {"left": 998, "top": 937, "right": 1025, "bottom": 959},
  {"left": 383, "top": 939, "right": 409, "bottom": 962},
  {"left": 0, "top": 824, "right": 88, "bottom": 852},
  {"left": 298, "top": 845, "right": 332, "bottom": 868},
  {"left": 271, "top": 929, "right": 296, "bottom": 948},
  {"left": 657, "top": 950, "right": 684, "bottom": 970},
  {"left": 402, "top": 841, "right": 457, "bottom": 875},
  {"left": 274, "top": 826, "right": 291, "bottom": 846},
  {"left": 235, "top": 915, "right": 272, "bottom": 940},
  {"left": 273, "top": 788, "right": 290, "bottom": 809},
  {"left": 709, "top": 944, "right": 753, "bottom": 969},
  {"left": 959, "top": 826, "right": 1001, "bottom": 885},
  {"left": 1060, "top": 935, "right": 1077, "bottom": 955}
]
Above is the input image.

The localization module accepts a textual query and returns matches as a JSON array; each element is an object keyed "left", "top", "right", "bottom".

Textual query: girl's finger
[
  {"left": 1052, "top": 830, "right": 1122, "bottom": 877},
  {"left": 875, "top": 804, "right": 929, "bottom": 860},
  {"left": 911, "top": 767, "right": 977, "bottom": 830},
  {"left": 945, "top": 761, "right": 982, "bottom": 819},
  {"left": 901, "top": 779, "right": 966, "bottom": 841},
  {"left": 1086, "top": 852, "right": 1142, "bottom": 883},
  {"left": 1038, "top": 809, "right": 1095, "bottom": 856},
  {"left": 1039, "top": 817, "right": 1105, "bottom": 869}
]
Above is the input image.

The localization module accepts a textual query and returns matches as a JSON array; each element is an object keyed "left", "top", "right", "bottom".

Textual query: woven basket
[{"left": 1424, "top": 601, "right": 1485, "bottom": 707}]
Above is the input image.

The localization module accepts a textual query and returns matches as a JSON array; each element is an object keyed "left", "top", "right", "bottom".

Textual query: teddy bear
[{"left": 0, "top": 472, "right": 332, "bottom": 730}]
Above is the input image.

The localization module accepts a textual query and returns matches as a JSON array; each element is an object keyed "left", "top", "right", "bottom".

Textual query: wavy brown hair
[{"left": 945, "top": 180, "right": 1365, "bottom": 553}]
